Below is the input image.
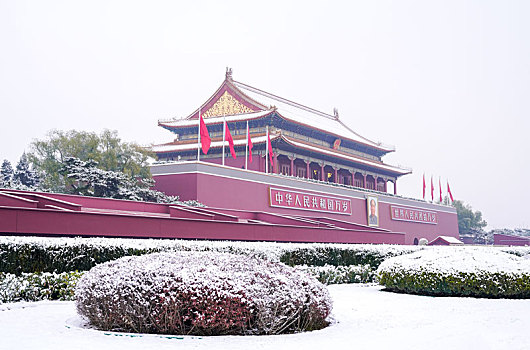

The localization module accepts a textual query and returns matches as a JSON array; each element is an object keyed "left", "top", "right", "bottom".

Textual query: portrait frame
[{"left": 366, "top": 196, "right": 379, "bottom": 227}]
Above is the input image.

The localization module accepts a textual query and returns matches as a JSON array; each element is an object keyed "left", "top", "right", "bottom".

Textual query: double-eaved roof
[{"left": 158, "top": 71, "right": 394, "bottom": 153}]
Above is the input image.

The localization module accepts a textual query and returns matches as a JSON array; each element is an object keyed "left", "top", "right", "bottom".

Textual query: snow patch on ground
[{"left": 1, "top": 284, "right": 529, "bottom": 350}]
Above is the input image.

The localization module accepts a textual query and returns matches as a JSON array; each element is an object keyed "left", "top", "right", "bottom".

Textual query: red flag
[
  {"left": 439, "top": 177, "right": 442, "bottom": 202},
  {"left": 430, "top": 176, "right": 434, "bottom": 201},
  {"left": 447, "top": 181, "right": 454, "bottom": 202},
  {"left": 225, "top": 122, "right": 236, "bottom": 159},
  {"left": 422, "top": 174, "right": 426, "bottom": 199},
  {"left": 199, "top": 114, "right": 210, "bottom": 154},
  {"left": 267, "top": 131, "right": 274, "bottom": 173},
  {"left": 247, "top": 125, "right": 253, "bottom": 163}
]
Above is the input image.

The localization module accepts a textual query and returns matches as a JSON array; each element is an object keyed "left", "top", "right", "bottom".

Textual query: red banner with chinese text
[
  {"left": 390, "top": 205, "right": 438, "bottom": 224},
  {"left": 269, "top": 188, "right": 352, "bottom": 215}
]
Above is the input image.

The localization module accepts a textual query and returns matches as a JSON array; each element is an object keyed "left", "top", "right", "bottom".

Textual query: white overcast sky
[{"left": 1, "top": 1, "right": 529, "bottom": 229}]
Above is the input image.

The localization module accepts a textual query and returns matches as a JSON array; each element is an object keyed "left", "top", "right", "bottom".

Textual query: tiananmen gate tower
[{"left": 149, "top": 69, "right": 459, "bottom": 245}]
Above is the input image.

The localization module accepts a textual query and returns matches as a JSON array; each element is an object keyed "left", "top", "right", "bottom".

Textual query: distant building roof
[{"left": 428, "top": 235, "right": 464, "bottom": 246}]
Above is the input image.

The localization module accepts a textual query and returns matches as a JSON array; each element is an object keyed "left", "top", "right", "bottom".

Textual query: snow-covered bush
[
  {"left": 76, "top": 251, "right": 332, "bottom": 335},
  {"left": 377, "top": 247, "right": 530, "bottom": 298},
  {"left": 500, "top": 246, "right": 530, "bottom": 258},
  {"left": 0, "top": 271, "right": 83, "bottom": 303},
  {"left": 59, "top": 157, "right": 182, "bottom": 203},
  {"left": 295, "top": 264, "right": 375, "bottom": 284}
]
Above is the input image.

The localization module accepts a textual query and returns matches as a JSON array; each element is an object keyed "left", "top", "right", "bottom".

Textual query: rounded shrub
[
  {"left": 75, "top": 251, "right": 332, "bottom": 335},
  {"left": 377, "top": 247, "right": 530, "bottom": 298}
]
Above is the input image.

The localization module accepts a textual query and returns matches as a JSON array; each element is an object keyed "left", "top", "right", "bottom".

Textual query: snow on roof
[
  {"left": 152, "top": 134, "right": 279, "bottom": 153},
  {"left": 282, "top": 136, "right": 409, "bottom": 175},
  {"left": 158, "top": 78, "right": 395, "bottom": 152},
  {"left": 159, "top": 110, "right": 273, "bottom": 128},
  {"left": 232, "top": 80, "right": 395, "bottom": 152},
  {"left": 432, "top": 236, "right": 464, "bottom": 244}
]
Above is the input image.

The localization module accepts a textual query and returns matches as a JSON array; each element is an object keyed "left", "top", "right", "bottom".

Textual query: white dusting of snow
[
  {"left": 0, "top": 235, "right": 424, "bottom": 264},
  {"left": 378, "top": 246, "right": 530, "bottom": 275}
]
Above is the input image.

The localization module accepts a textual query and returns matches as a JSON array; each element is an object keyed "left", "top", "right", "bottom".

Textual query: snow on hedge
[
  {"left": 76, "top": 251, "right": 332, "bottom": 335},
  {"left": 295, "top": 264, "right": 374, "bottom": 284},
  {"left": 0, "top": 235, "right": 421, "bottom": 262},
  {"left": 377, "top": 247, "right": 530, "bottom": 298},
  {"left": 0, "top": 271, "right": 83, "bottom": 303},
  {"left": 0, "top": 235, "right": 423, "bottom": 275}
]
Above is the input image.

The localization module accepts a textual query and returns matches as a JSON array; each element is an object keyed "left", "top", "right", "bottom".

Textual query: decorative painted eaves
[{"left": 158, "top": 73, "right": 395, "bottom": 154}]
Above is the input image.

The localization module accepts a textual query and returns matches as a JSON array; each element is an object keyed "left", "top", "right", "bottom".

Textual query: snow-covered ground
[{"left": 1, "top": 284, "right": 529, "bottom": 350}]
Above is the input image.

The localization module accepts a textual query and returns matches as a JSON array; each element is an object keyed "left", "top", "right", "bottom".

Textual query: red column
[
  {"left": 321, "top": 164, "right": 325, "bottom": 181},
  {"left": 384, "top": 179, "right": 387, "bottom": 192},
  {"left": 375, "top": 176, "right": 379, "bottom": 191},
  {"left": 290, "top": 157, "right": 294, "bottom": 176},
  {"left": 334, "top": 168, "right": 339, "bottom": 184},
  {"left": 273, "top": 154, "right": 278, "bottom": 174},
  {"left": 351, "top": 171, "right": 355, "bottom": 187},
  {"left": 306, "top": 161, "right": 310, "bottom": 179},
  {"left": 394, "top": 180, "right": 397, "bottom": 195},
  {"left": 363, "top": 174, "right": 367, "bottom": 188}
]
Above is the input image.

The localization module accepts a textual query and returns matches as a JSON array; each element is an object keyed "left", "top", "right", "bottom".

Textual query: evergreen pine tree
[
  {"left": 13, "top": 153, "right": 40, "bottom": 188},
  {"left": 1, "top": 159, "right": 14, "bottom": 187}
]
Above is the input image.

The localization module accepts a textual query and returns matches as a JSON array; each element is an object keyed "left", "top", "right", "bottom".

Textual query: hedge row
[
  {"left": 280, "top": 245, "right": 420, "bottom": 269},
  {"left": 0, "top": 236, "right": 421, "bottom": 275},
  {"left": 0, "top": 240, "right": 153, "bottom": 275},
  {"left": 0, "top": 271, "right": 83, "bottom": 303},
  {"left": 378, "top": 268, "right": 530, "bottom": 298},
  {"left": 295, "top": 264, "right": 375, "bottom": 284}
]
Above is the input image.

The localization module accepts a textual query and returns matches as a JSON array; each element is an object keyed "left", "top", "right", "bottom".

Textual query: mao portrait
[{"left": 366, "top": 196, "right": 379, "bottom": 227}]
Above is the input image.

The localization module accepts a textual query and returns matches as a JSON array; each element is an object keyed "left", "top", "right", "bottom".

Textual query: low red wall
[
  {"left": 152, "top": 162, "right": 459, "bottom": 245},
  {"left": 494, "top": 233, "right": 530, "bottom": 246},
  {"left": 2, "top": 189, "right": 170, "bottom": 214},
  {"left": 0, "top": 206, "right": 404, "bottom": 244}
]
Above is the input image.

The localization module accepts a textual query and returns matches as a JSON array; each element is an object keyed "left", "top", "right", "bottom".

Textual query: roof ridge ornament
[
  {"left": 226, "top": 67, "right": 233, "bottom": 81},
  {"left": 333, "top": 108, "right": 339, "bottom": 120}
]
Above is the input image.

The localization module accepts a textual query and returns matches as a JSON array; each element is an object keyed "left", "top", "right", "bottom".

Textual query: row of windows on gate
[{"left": 278, "top": 164, "right": 385, "bottom": 190}]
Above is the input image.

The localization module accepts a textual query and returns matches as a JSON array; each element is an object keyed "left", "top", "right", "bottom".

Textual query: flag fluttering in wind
[
  {"left": 439, "top": 177, "right": 442, "bottom": 203},
  {"left": 225, "top": 121, "right": 236, "bottom": 159},
  {"left": 199, "top": 113, "right": 210, "bottom": 155},
  {"left": 247, "top": 121, "right": 253, "bottom": 164},
  {"left": 447, "top": 181, "right": 454, "bottom": 202}
]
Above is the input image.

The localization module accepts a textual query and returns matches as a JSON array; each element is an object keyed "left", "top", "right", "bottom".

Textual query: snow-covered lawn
[{"left": 1, "top": 284, "right": 529, "bottom": 350}]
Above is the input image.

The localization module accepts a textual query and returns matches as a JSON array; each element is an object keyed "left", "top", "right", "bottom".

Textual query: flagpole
[
  {"left": 439, "top": 176, "right": 442, "bottom": 204},
  {"left": 222, "top": 116, "right": 226, "bottom": 166},
  {"left": 265, "top": 126, "right": 269, "bottom": 174},
  {"left": 197, "top": 107, "right": 201, "bottom": 161},
  {"left": 245, "top": 121, "right": 248, "bottom": 170}
]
